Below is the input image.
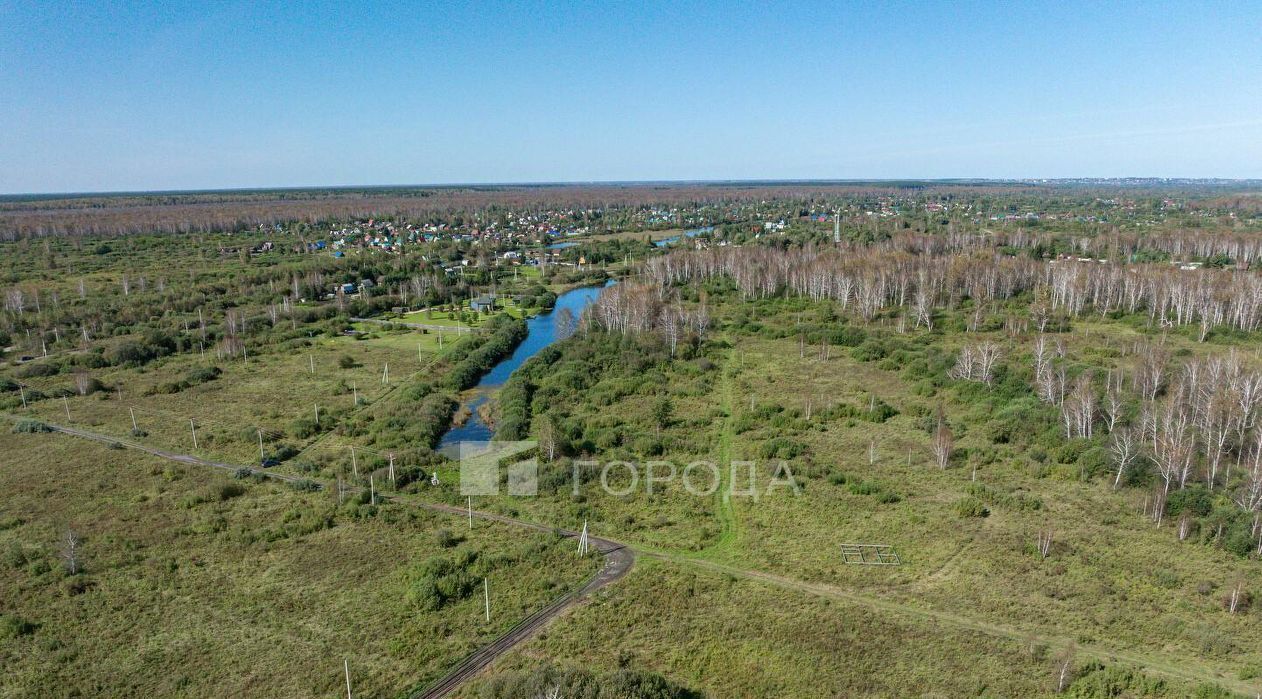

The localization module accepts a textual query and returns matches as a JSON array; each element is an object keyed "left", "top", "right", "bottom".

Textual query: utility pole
[
  {"left": 314, "top": 404, "right": 320, "bottom": 425},
  {"left": 369, "top": 475, "right": 375, "bottom": 505},
  {"left": 309, "top": 353, "right": 315, "bottom": 374},
  {"left": 130, "top": 407, "right": 138, "bottom": 431},
  {"left": 62, "top": 396, "right": 70, "bottom": 421},
  {"left": 467, "top": 496, "right": 473, "bottom": 529},
  {"left": 388, "top": 453, "right": 396, "bottom": 485},
  {"left": 19, "top": 384, "right": 27, "bottom": 408},
  {"left": 190, "top": 419, "right": 198, "bottom": 450},
  {"left": 578, "top": 520, "right": 590, "bottom": 556},
  {"left": 352, "top": 383, "right": 358, "bottom": 406},
  {"left": 350, "top": 446, "right": 358, "bottom": 477},
  {"left": 382, "top": 363, "right": 389, "bottom": 384},
  {"left": 483, "top": 578, "right": 490, "bottom": 622},
  {"left": 344, "top": 659, "right": 353, "bottom": 699},
  {"left": 257, "top": 429, "right": 265, "bottom": 460}
]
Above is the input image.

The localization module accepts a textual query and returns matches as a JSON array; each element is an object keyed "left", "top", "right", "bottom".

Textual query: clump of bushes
[
  {"left": 954, "top": 495, "right": 990, "bottom": 518},
  {"left": 406, "top": 552, "right": 479, "bottom": 611},
  {"left": 288, "top": 478, "right": 320, "bottom": 492},
  {"left": 838, "top": 477, "right": 902, "bottom": 504},
  {"left": 759, "top": 437, "right": 808, "bottom": 460},
  {"left": 0, "top": 614, "right": 38, "bottom": 639},
  {"left": 12, "top": 420, "right": 53, "bottom": 434},
  {"left": 965, "top": 483, "right": 1042, "bottom": 511},
  {"left": 481, "top": 664, "right": 702, "bottom": 699},
  {"left": 143, "top": 365, "right": 223, "bottom": 396}
]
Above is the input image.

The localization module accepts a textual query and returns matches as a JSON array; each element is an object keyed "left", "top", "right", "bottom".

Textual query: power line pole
[
  {"left": 190, "top": 419, "right": 198, "bottom": 450},
  {"left": 578, "top": 520, "right": 589, "bottom": 556},
  {"left": 483, "top": 578, "right": 490, "bottom": 622},
  {"left": 257, "top": 428, "right": 265, "bottom": 460},
  {"left": 467, "top": 496, "right": 473, "bottom": 529},
  {"left": 62, "top": 396, "right": 70, "bottom": 421},
  {"left": 344, "top": 659, "right": 353, "bottom": 699},
  {"left": 130, "top": 407, "right": 138, "bottom": 431},
  {"left": 388, "top": 453, "right": 395, "bottom": 485},
  {"left": 350, "top": 446, "right": 358, "bottom": 477}
]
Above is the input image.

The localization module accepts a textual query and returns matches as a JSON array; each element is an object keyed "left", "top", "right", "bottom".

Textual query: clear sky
[{"left": 2, "top": 0, "right": 1261, "bottom": 193}]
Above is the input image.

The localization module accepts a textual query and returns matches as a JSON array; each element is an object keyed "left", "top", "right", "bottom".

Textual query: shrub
[
  {"left": 338, "top": 354, "right": 359, "bottom": 369},
  {"left": 435, "top": 529, "right": 461, "bottom": 548},
  {"left": 954, "top": 496, "right": 989, "bottom": 518},
  {"left": 218, "top": 483, "right": 246, "bottom": 501},
  {"left": 185, "top": 366, "right": 222, "bottom": 384},
  {"left": 12, "top": 420, "right": 53, "bottom": 434},
  {"left": 289, "top": 479, "right": 320, "bottom": 492},
  {"left": 759, "top": 437, "right": 807, "bottom": 460},
  {"left": 0, "top": 614, "right": 38, "bottom": 639},
  {"left": 1166, "top": 486, "right": 1213, "bottom": 518},
  {"left": 848, "top": 480, "right": 882, "bottom": 496},
  {"left": 17, "top": 362, "right": 59, "bottom": 378}
]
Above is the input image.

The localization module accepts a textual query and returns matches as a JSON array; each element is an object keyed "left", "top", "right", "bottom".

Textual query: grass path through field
[{"left": 692, "top": 345, "right": 740, "bottom": 559}]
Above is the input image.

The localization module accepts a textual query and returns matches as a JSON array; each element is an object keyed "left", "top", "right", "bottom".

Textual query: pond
[{"left": 652, "top": 225, "right": 714, "bottom": 248}]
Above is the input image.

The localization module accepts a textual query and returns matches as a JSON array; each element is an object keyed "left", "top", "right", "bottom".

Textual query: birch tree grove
[
  {"left": 635, "top": 246, "right": 1262, "bottom": 336},
  {"left": 585, "top": 244, "right": 1262, "bottom": 530}
]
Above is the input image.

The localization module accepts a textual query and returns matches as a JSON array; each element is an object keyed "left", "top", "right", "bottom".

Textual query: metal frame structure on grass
[{"left": 840, "top": 543, "right": 901, "bottom": 565}]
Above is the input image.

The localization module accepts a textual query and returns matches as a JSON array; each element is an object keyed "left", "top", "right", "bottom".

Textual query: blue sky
[{"left": 2, "top": 0, "right": 1260, "bottom": 193}]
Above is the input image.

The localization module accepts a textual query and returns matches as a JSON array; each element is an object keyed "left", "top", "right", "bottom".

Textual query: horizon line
[{"left": 5, "top": 176, "right": 1262, "bottom": 200}]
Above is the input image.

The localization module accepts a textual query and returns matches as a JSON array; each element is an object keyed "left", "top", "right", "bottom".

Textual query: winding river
[{"left": 437, "top": 280, "right": 614, "bottom": 450}]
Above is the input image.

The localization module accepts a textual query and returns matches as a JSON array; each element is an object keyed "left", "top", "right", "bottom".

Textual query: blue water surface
[{"left": 437, "top": 279, "right": 614, "bottom": 449}]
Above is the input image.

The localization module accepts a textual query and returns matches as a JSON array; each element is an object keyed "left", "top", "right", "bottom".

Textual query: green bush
[
  {"left": 1166, "top": 486, "right": 1213, "bottom": 518},
  {"left": 185, "top": 366, "right": 222, "bottom": 385},
  {"left": 12, "top": 420, "right": 53, "bottom": 434},
  {"left": 954, "top": 496, "right": 989, "bottom": 518},
  {"left": 16, "top": 362, "right": 59, "bottom": 378},
  {"left": 0, "top": 614, "right": 38, "bottom": 639},
  {"left": 289, "top": 479, "right": 320, "bottom": 492}
]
